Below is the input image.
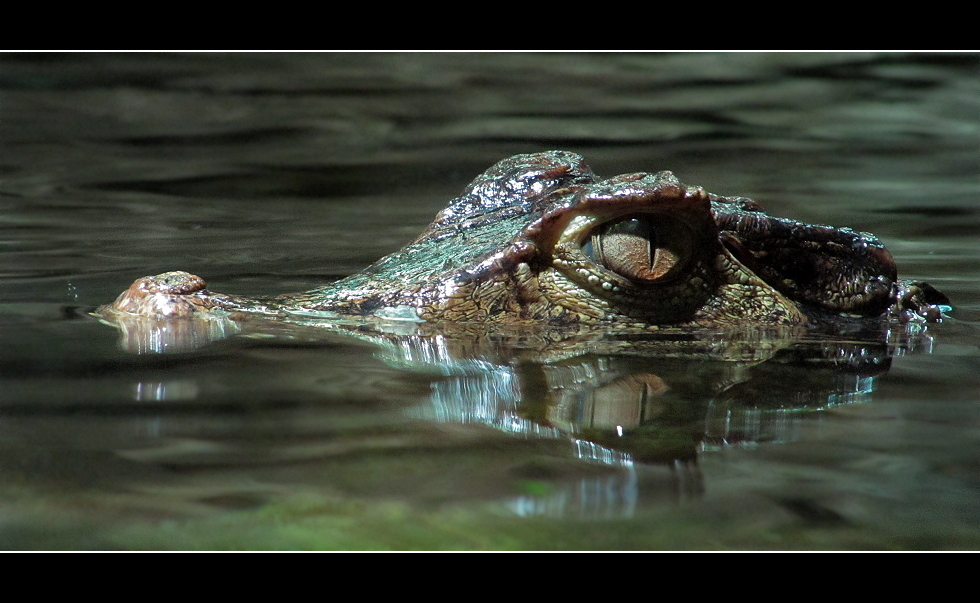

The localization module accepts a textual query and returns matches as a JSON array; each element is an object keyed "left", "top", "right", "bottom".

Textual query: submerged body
[{"left": 107, "top": 151, "right": 947, "bottom": 327}]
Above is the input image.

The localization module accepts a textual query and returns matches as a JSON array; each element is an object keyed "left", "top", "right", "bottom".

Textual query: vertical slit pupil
[
  {"left": 580, "top": 214, "right": 691, "bottom": 284},
  {"left": 590, "top": 216, "right": 658, "bottom": 280}
]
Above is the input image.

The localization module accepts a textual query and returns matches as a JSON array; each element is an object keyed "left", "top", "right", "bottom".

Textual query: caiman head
[{"left": 104, "top": 151, "right": 947, "bottom": 327}]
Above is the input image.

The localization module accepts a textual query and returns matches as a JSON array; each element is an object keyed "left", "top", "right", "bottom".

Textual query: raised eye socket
[{"left": 582, "top": 214, "right": 689, "bottom": 282}]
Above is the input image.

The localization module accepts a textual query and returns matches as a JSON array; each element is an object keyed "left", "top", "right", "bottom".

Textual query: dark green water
[{"left": 1, "top": 53, "right": 977, "bottom": 550}]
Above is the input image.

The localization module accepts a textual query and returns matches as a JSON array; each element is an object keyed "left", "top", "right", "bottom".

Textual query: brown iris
[{"left": 583, "top": 214, "right": 690, "bottom": 283}]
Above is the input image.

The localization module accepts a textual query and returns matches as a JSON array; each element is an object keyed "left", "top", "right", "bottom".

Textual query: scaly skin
[{"left": 104, "top": 151, "right": 948, "bottom": 327}]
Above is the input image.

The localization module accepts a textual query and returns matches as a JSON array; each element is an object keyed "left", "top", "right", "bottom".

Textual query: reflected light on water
[
  {"left": 702, "top": 407, "right": 808, "bottom": 450},
  {"left": 133, "top": 380, "right": 200, "bottom": 402},
  {"left": 507, "top": 465, "right": 639, "bottom": 519},
  {"left": 826, "top": 375, "right": 876, "bottom": 406},
  {"left": 102, "top": 312, "right": 243, "bottom": 354},
  {"left": 423, "top": 368, "right": 566, "bottom": 440}
]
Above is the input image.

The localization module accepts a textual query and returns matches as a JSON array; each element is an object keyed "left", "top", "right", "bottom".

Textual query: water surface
[{"left": 1, "top": 53, "right": 978, "bottom": 550}]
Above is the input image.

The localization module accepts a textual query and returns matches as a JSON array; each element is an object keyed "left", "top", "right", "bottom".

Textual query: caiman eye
[{"left": 583, "top": 214, "right": 690, "bottom": 282}]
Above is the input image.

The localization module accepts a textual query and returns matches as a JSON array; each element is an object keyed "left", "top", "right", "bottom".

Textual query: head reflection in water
[{"left": 103, "top": 306, "right": 935, "bottom": 518}]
